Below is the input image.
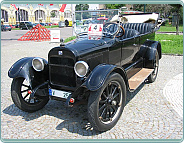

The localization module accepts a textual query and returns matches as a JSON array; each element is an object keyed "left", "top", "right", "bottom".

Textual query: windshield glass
[{"left": 74, "top": 9, "right": 119, "bottom": 38}]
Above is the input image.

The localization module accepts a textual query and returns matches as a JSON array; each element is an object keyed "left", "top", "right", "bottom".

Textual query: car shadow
[{"left": 3, "top": 82, "right": 146, "bottom": 136}]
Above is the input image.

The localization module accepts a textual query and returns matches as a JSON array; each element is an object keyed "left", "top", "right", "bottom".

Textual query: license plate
[{"left": 49, "top": 89, "right": 71, "bottom": 99}]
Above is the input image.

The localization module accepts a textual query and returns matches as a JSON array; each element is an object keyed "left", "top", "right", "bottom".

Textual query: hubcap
[{"left": 21, "top": 79, "right": 41, "bottom": 104}]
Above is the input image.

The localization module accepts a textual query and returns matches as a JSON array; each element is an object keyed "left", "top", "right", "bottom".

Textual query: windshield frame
[{"left": 74, "top": 9, "right": 120, "bottom": 39}]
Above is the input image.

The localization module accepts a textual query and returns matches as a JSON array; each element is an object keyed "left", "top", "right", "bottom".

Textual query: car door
[
  {"left": 121, "top": 35, "right": 140, "bottom": 66},
  {"left": 109, "top": 39, "right": 122, "bottom": 66}
]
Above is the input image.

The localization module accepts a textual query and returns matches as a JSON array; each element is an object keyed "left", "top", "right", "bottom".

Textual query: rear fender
[
  {"left": 143, "top": 40, "right": 162, "bottom": 68},
  {"left": 83, "top": 64, "right": 128, "bottom": 91},
  {"left": 8, "top": 57, "right": 48, "bottom": 88},
  {"left": 144, "top": 40, "right": 162, "bottom": 60}
]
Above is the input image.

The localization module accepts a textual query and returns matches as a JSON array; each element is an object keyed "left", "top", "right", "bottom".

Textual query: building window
[
  {"left": 1, "top": 9, "right": 8, "bottom": 22},
  {"left": 34, "top": 10, "right": 45, "bottom": 21},
  {"left": 15, "top": 9, "right": 28, "bottom": 21},
  {"left": 50, "top": 10, "right": 59, "bottom": 18}
]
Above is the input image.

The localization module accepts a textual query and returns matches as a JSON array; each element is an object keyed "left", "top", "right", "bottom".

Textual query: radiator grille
[{"left": 49, "top": 54, "right": 76, "bottom": 87}]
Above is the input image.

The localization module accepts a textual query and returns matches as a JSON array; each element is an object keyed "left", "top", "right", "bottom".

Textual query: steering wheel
[{"left": 116, "top": 25, "right": 125, "bottom": 38}]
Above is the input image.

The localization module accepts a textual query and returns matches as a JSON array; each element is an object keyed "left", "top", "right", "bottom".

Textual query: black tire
[
  {"left": 88, "top": 73, "right": 126, "bottom": 131},
  {"left": 148, "top": 50, "right": 159, "bottom": 83},
  {"left": 11, "top": 77, "right": 49, "bottom": 112}
]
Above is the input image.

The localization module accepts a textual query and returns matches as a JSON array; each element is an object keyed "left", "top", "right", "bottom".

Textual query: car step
[{"left": 128, "top": 68, "right": 154, "bottom": 90}]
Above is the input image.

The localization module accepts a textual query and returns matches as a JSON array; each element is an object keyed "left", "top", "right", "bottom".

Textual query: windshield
[{"left": 74, "top": 9, "right": 119, "bottom": 38}]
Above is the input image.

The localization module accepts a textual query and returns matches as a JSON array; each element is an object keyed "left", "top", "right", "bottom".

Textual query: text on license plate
[{"left": 49, "top": 89, "right": 71, "bottom": 99}]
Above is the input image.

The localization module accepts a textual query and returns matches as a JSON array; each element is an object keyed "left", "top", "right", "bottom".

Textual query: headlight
[
  {"left": 74, "top": 61, "right": 89, "bottom": 77},
  {"left": 32, "top": 58, "right": 44, "bottom": 71}
]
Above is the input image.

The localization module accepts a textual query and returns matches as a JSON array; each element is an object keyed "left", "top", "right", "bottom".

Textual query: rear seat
[{"left": 121, "top": 23, "right": 155, "bottom": 34}]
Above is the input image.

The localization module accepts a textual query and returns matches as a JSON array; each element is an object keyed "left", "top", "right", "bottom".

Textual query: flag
[
  {"left": 11, "top": 4, "right": 18, "bottom": 10},
  {"left": 38, "top": 4, "right": 44, "bottom": 6},
  {"left": 59, "top": 4, "right": 67, "bottom": 12},
  {"left": 50, "top": 4, "right": 54, "bottom": 6}
]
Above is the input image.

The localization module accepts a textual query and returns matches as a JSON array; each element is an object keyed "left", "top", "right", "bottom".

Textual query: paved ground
[{"left": 1, "top": 28, "right": 183, "bottom": 140}]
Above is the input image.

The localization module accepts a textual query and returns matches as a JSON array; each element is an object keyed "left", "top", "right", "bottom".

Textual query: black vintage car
[{"left": 8, "top": 16, "right": 162, "bottom": 131}]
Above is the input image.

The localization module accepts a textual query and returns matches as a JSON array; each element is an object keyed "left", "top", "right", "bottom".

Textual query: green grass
[
  {"left": 64, "top": 36, "right": 76, "bottom": 43},
  {"left": 158, "top": 25, "right": 183, "bottom": 32},
  {"left": 155, "top": 34, "right": 183, "bottom": 55},
  {"left": 44, "top": 25, "right": 59, "bottom": 28},
  {"left": 12, "top": 28, "right": 20, "bottom": 30}
]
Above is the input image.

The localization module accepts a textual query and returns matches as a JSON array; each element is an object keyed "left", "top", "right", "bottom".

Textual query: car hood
[{"left": 65, "top": 37, "right": 113, "bottom": 57}]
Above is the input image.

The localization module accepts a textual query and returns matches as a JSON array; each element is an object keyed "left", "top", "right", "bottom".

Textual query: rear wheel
[
  {"left": 88, "top": 73, "right": 126, "bottom": 131},
  {"left": 148, "top": 50, "right": 159, "bottom": 83},
  {"left": 11, "top": 77, "right": 49, "bottom": 112}
]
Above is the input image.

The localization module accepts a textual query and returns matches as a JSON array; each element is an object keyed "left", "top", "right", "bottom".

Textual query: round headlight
[
  {"left": 74, "top": 61, "right": 89, "bottom": 77},
  {"left": 32, "top": 58, "right": 44, "bottom": 71}
]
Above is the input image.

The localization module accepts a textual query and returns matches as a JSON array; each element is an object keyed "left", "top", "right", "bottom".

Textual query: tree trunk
[{"left": 176, "top": 13, "right": 179, "bottom": 35}]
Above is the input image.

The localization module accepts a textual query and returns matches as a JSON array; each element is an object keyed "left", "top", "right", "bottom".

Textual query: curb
[{"left": 162, "top": 53, "right": 183, "bottom": 56}]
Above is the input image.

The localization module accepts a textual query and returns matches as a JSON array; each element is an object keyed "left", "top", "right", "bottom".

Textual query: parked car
[
  {"left": 39, "top": 23, "right": 46, "bottom": 26},
  {"left": 15, "top": 24, "right": 19, "bottom": 28},
  {"left": 46, "top": 23, "right": 52, "bottom": 26},
  {"left": 1, "top": 25, "right": 12, "bottom": 31},
  {"left": 52, "top": 23, "right": 58, "bottom": 25},
  {"left": 48, "top": 23, "right": 53, "bottom": 26},
  {"left": 8, "top": 13, "right": 162, "bottom": 132},
  {"left": 10, "top": 25, "right": 16, "bottom": 29},
  {"left": 33, "top": 23, "right": 37, "bottom": 27},
  {"left": 19, "top": 21, "right": 33, "bottom": 30}
]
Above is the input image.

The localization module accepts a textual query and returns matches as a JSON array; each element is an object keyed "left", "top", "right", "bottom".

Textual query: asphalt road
[
  {"left": 1, "top": 27, "right": 183, "bottom": 140},
  {"left": 1, "top": 27, "right": 73, "bottom": 45}
]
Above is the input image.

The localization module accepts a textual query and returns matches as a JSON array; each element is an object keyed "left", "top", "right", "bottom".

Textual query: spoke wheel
[
  {"left": 148, "top": 50, "right": 159, "bottom": 83},
  {"left": 11, "top": 78, "right": 49, "bottom": 112},
  {"left": 88, "top": 73, "right": 126, "bottom": 131},
  {"left": 99, "top": 81, "right": 122, "bottom": 124}
]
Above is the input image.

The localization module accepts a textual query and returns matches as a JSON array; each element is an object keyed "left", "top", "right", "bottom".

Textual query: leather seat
[
  {"left": 120, "top": 28, "right": 139, "bottom": 40},
  {"left": 121, "top": 23, "right": 154, "bottom": 34}
]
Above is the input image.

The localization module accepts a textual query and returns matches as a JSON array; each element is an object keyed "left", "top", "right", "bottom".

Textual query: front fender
[
  {"left": 83, "top": 64, "right": 128, "bottom": 91},
  {"left": 8, "top": 57, "right": 48, "bottom": 88}
]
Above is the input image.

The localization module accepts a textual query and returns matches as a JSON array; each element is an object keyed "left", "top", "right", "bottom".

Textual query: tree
[
  {"left": 75, "top": 4, "right": 90, "bottom": 20},
  {"left": 50, "top": 12, "right": 56, "bottom": 18},
  {"left": 133, "top": 4, "right": 172, "bottom": 17},
  {"left": 75, "top": 4, "right": 89, "bottom": 11},
  {"left": 105, "top": 4, "right": 125, "bottom": 9},
  {"left": 170, "top": 4, "right": 182, "bottom": 35},
  {"left": 132, "top": 4, "right": 145, "bottom": 11}
]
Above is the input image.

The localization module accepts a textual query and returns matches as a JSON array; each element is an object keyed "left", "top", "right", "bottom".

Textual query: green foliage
[
  {"left": 133, "top": 4, "right": 145, "bottom": 11},
  {"left": 105, "top": 4, "right": 125, "bottom": 9},
  {"left": 50, "top": 12, "right": 56, "bottom": 18},
  {"left": 169, "top": 4, "right": 183, "bottom": 23},
  {"left": 75, "top": 4, "right": 89, "bottom": 11},
  {"left": 64, "top": 36, "right": 76, "bottom": 43},
  {"left": 155, "top": 34, "right": 183, "bottom": 55}
]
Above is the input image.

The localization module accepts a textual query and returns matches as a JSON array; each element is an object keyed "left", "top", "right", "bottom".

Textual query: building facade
[{"left": 1, "top": 4, "right": 73, "bottom": 25}]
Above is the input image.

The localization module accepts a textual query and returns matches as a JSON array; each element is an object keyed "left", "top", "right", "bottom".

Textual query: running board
[{"left": 128, "top": 68, "right": 154, "bottom": 90}]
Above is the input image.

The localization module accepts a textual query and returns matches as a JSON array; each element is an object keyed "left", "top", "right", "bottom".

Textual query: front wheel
[
  {"left": 88, "top": 73, "right": 126, "bottom": 131},
  {"left": 11, "top": 78, "right": 49, "bottom": 112}
]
